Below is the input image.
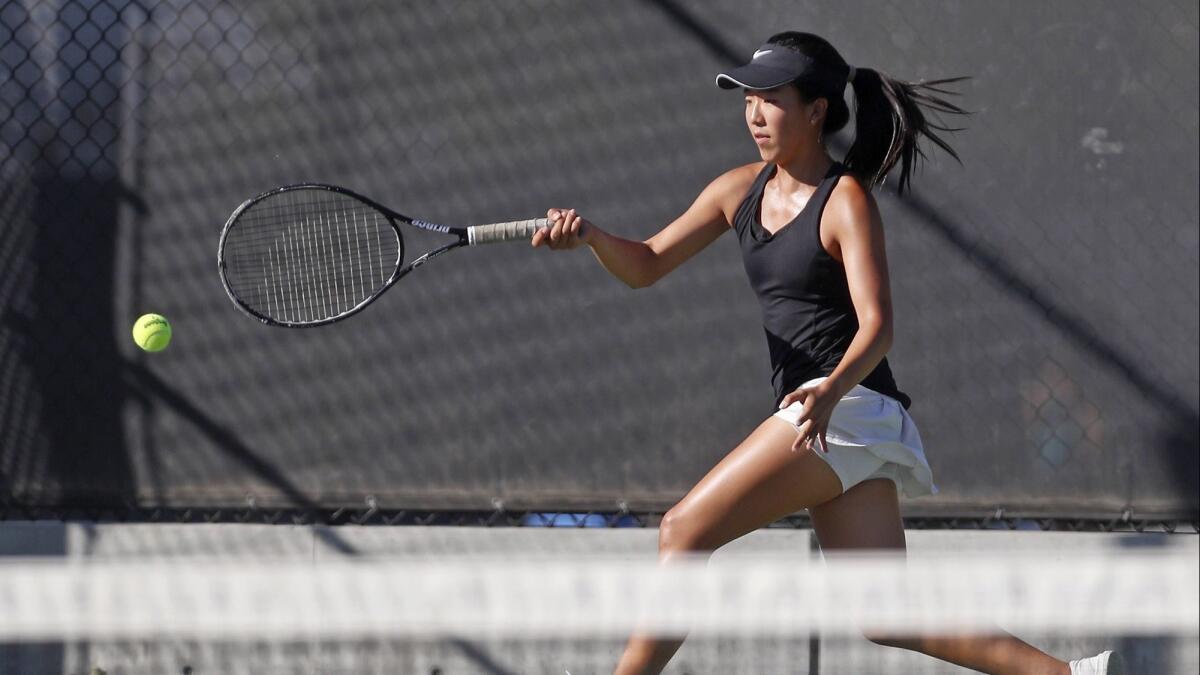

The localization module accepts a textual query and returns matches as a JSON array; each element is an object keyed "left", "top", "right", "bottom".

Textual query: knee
[{"left": 657, "top": 507, "right": 711, "bottom": 554}]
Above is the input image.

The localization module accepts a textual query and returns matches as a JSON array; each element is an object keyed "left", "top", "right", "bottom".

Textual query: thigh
[
  {"left": 667, "top": 416, "right": 845, "bottom": 551},
  {"left": 808, "top": 477, "right": 906, "bottom": 551}
]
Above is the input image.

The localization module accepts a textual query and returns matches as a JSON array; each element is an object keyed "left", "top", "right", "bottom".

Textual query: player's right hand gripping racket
[{"left": 218, "top": 184, "right": 548, "bottom": 327}]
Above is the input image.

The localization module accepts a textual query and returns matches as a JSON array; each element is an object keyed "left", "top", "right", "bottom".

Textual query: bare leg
[
  {"left": 809, "top": 478, "right": 1071, "bottom": 675},
  {"left": 612, "top": 417, "right": 845, "bottom": 675}
]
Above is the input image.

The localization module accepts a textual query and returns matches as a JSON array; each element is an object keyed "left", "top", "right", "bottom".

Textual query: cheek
[
  {"left": 774, "top": 112, "right": 806, "bottom": 138},
  {"left": 766, "top": 111, "right": 792, "bottom": 135}
]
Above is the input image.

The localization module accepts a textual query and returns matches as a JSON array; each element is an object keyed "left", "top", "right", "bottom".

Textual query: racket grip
[{"left": 467, "top": 218, "right": 550, "bottom": 245}]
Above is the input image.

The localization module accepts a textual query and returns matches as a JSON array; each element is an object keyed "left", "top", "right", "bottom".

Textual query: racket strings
[{"left": 222, "top": 190, "right": 401, "bottom": 323}]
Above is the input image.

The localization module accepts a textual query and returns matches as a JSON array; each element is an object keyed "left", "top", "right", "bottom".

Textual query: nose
[{"left": 747, "top": 98, "right": 765, "bottom": 125}]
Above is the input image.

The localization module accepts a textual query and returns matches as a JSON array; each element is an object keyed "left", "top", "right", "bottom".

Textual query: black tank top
[{"left": 732, "top": 162, "right": 912, "bottom": 410}]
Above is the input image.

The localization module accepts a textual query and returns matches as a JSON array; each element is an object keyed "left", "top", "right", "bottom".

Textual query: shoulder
[
  {"left": 703, "top": 162, "right": 765, "bottom": 221},
  {"left": 827, "top": 170, "right": 875, "bottom": 218},
  {"left": 826, "top": 170, "right": 883, "bottom": 239},
  {"left": 710, "top": 161, "right": 765, "bottom": 198}
]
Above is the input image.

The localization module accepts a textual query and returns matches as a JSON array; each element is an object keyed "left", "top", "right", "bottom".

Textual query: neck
[{"left": 773, "top": 146, "right": 835, "bottom": 189}]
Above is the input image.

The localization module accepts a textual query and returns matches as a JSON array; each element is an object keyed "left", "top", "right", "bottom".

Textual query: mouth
[{"left": 753, "top": 134, "right": 771, "bottom": 145}]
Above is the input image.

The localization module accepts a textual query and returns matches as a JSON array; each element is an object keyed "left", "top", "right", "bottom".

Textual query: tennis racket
[{"left": 217, "top": 184, "right": 547, "bottom": 327}]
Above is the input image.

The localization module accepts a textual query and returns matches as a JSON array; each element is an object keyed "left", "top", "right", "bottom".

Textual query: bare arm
[
  {"left": 578, "top": 225, "right": 662, "bottom": 290},
  {"left": 820, "top": 175, "right": 895, "bottom": 399},
  {"left": 532, "top": 166, "right": 755, "bottom": 288}
]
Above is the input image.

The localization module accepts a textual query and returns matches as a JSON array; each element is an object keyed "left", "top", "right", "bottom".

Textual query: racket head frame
[{"left": 217, "top": 183, "right": 467, "bottom": 328}]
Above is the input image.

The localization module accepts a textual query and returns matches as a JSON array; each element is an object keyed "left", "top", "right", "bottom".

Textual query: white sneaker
[{"left": 1069, "top": 650, "right": 1125, "bottom": 675}]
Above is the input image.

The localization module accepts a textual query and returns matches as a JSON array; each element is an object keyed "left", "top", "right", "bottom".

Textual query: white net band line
[{"left": 2, "top": 549, "right": 1195, "bottom": 641}]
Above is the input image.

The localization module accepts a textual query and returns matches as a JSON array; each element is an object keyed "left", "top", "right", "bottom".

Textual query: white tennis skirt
[{"left": 772, "top": 376, "right": 938, "bottom": 498}]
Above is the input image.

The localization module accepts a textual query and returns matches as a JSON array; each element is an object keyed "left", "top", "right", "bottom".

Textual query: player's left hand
[{"left": 778, "top": 381, "right": 839, "bottom": 453}]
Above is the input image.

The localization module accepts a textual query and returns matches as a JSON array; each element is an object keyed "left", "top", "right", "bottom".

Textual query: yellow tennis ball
[{"left": 132, "top": 313, "right": 172, "bottom": 352}]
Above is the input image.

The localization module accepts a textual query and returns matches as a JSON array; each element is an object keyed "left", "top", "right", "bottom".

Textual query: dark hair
[{"left": 766, "top": 31, "right": 971, "bottom": 196}]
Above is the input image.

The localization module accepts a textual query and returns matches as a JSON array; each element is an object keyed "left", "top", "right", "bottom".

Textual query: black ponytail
[
  {"left": 845, "top": 68, "right": 971, "bottom": 195},
  {"left": 766, "top": 32, "right": 972, "bottom": 196}
]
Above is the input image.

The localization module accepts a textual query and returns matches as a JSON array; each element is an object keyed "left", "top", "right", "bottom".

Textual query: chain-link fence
[
  {"left": 3, "top": 502, "right": 1197, "bottom": 534},
  {"left": 2, "top": 0, "right": 1197, "bottom": 522}
]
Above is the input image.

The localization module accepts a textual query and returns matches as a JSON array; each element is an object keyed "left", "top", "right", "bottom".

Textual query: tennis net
[{"left": 2, "top": 544, "right": 1196, "bottom": 674}]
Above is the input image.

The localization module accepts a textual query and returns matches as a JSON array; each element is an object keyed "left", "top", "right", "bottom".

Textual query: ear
[{"left": 810, "top": 98, "right": 828, "bottom": 123}]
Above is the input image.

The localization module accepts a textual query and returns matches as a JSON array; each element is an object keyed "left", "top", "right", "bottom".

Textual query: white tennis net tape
[{"left": 2, "top": 548, "right": 1195, "bottom": 640}]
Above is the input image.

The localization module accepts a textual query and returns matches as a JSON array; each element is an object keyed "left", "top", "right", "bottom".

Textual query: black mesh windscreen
[{"left": 1, "top": 0, "right": 1196, "bottom": 519}]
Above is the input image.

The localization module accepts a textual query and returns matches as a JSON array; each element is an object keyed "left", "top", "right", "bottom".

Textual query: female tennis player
[{"left": 533, "top": 32, "right": 1121, "bottom": 675}]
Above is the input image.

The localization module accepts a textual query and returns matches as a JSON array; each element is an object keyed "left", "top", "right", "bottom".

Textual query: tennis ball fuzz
[{"left": 132, "top": 313, "right": 172, "bottom": 352}]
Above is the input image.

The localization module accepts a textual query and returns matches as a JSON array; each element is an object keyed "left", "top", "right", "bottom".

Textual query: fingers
[
  {"left": 791, "top": 426, "right": 826, "bottom": 454},
  {"left": 536, "top": 208, "right": 586, "bottom": 250},
  {"left": 779, "top": 387, "right": 831, "bottom": 453},
  {"left": 566, "top": 211, "right": 585, "bottom": 240},
  {"left": 781, "top": 392, "right": 810, "bottom": 449},
  {"left": 785, "top": 402, "right": 830, "bottom": 454},
  {"left": 533, "top": 208, "right": 557, "bottom": 248},
  {"left": 804, "top": 426, "right": 829, "bottom": 453},
  {"left": 790, "top": 422, "right": 809, "bottom": 452},
  {"left": 789, "top": 415, "right": 810, "bottom": 452},
  {"left": 778, "top": 387, "right": 809, "bottom": 410},
  {"left": 552, "top": 209, "right": 574, "bottom": 244}
]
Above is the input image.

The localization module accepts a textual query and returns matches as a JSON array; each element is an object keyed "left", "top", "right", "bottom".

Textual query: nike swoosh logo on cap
[{"left": 753, "top": 49, "right": 772, "bottom": 60}]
